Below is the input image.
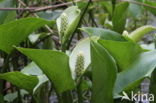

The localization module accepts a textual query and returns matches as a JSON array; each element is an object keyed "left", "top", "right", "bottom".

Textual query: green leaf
[
  {"left": 114, "top": 50, "right": 156, "bottom": 94},
  {"left": 128, "top": 3, "right": 143, "bottom": 18},
  {"left": 42, "top": 36, "right": 55, "bottom": 49},
  {"left": 0, "top": 72, "right": 38, "bottom": 93},
  {"left": 21, "top": 62, "right": 49, "bottom": 93},
  {"left": 98, "top": 39, "right": 143, "bottom": 71},
  {"left": 100, "top": 1, "right": 113, "bottom": 17},
  {"left": 0, "top": 93, "right": 4, "bottom": 103},
  {"left": 91, "top": 41, "right": 117, "bottom": 103},
  {"left": 37, "top": 10, "right": 61, "bottom": 20},
  {"left": 0, "top": 17, "right": 54, "bottom": 53},
  {"left": 80, "top": 27, "right": 126, "bottom": 41},
  {"left": 28, "top": 33, "right": 42, "bottom": 44},
  {"left": 144, "top": 0, "right": 156, "bottom": 16},
  {"left": 98, "top": 39, "right": 156, "bottom": 95},
  {"left": 57, "top": 6, "right": 81, "bottom": 45},
  {"left": 129, "top": 25, "right": 156, "bottom": 42},
  {"left": 79, "top": 79, "right": 92, "bottom": 91},
  {"left": 16, "top": 48, "right": 75, "bottom": 93},
  {"left": 21, "top": 62, "right": 43, "bottom": 76},
  {"left": 4, "top": 90, "right": 28, "bottom": 102},
  {"left": 76, "top": 1, "right": 88, "bottom": 10},
  {"left": 141, "top": 43, "right": 155, "bottom": 50},
  {"left": 112, "top": 2, "right": 129, "bottom": 33},
  {"left": 0, "top": 0, "right": 16, "bottom": 24},
  {"left": 0, "top": 0, "right": 4, "bottom": 2},
  {"left": 149, "top": 69, "right": 156, "bottom": 102}
]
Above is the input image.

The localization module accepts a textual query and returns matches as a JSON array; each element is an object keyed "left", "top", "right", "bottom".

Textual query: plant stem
[
  {"left": 61, "top": 43, "right": 73, "bottom": 103},
  {"left": 17, "top": 89, "right": 22, "bottom": 103},
  {"left": 66, "top": 0, "right": 92, "bottom": 50},
  {"left": 77, "top": 87, "right": 83, "bottom": 103},
  {"left": 112, "top": 0, "right": 116, "bottom": 12},
  {"left": 88, "top": 10, "right": 98, "bottom": 27},
  {"left": 56, "top": 93, "right": 64, "bottom": 103},
  {"left": 62, "top": 91, "right": 73, "bottom": 103},
  {"left": 77, "top": 79, "right": 83, "bottom": 103},
  {"left": 0, "top": 93, "right": 4, "bottom": 103},
  {"left": 32, "top": 95, "right": 40, "bottom": 103},
  {"left": 0, "top": 51, "right": 13, "bottom": 96},
  {"left": 2, "top": 52, "right": 11, "bottom": 73},
  {"left": 11, "top": 51, "right": 22, "bottom": 103}
]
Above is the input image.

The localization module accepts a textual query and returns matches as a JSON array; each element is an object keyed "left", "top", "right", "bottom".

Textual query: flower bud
[
  {"left": 60, "top": 13, "right": 68, "bottom": 38},
  {"left": 75, "top": 51, "right": 85, "bottom": 79},
  {"left": 122, "top": 30, "right": 129, "bottom": 36}
]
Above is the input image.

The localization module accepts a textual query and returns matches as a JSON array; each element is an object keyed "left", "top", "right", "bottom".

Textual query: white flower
[
  {"left": 69, "top": 37, "right": 98, "bottom": 79},
  {"left": 69, "top": 38, "right": 91, "bottom": 79}
]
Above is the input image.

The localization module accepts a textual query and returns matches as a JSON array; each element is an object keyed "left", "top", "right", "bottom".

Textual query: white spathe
[
  {"left": 69, "top": 38, "right": 90, "bottom": 79},
  {"left": 69, "top": 37, "right": 98, "bottom": 79}
]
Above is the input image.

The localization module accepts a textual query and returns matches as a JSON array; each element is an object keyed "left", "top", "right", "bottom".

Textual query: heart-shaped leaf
[
  {"left": 21, "top": 62, "right": 49, "bottom": 93},
  {"left": 99, "top": 39, "right": 143, "bottom": 71},
  {"left": 17, "top": 48, "right": 75, "bottom": 93},
  {"left": 143, "top": 0, "right": 156, "bottom": 16},
  {"left": 80, "top": 27, "right": 126, "bottom": 41},
  {"left": 0, "top": 18, "right": 55, "bottom": 53},
  {"left": 21, "top": 62, "right": 43, "bottom": 76},
  {"left": 112, "top": 2, "right": 129, "bottom": 33},
  {"left": 0, "top": 72, "right": 38, "bottom": 93},
  {"left": 114, "top": 50, "right": 156, "bottom": 94},
  {"left": 0, "top": 0, "right": 15, "bottom": 24},
  {"left": 98, "top": 39, "right": 156, "bottom": 95},
  {"left": 91, "top": 41, "right": 117, "bottom": 103}
]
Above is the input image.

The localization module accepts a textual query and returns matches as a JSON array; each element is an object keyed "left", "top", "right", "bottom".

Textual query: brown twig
[
  {"left": 0, "top": 0, "right": 101, "bottom": 12},
  {"left": 17, "top": 0, "right": 54, "bottom": 33},
  {"left": 122, "top": 0, "right": 156, "bottom": 9},
  {"left": 0, "top": 7, "right": 35, "bottom": 11},
  {"left": 66, "top": 0, "right": 92, "bottom": 50},
  {"left": 17, "top": 0, "right": 60, "bottom": 46},
  {"left": 1, "top": 0, "right": 155, "bottom": 12},
  {"left": 17, "top": 0, "right": 27, "bottom": 6}
]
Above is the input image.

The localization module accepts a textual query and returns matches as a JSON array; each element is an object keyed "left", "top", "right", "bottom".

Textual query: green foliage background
[{"left": 0, "top": 0, "right": 156, "bottom": 103}]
